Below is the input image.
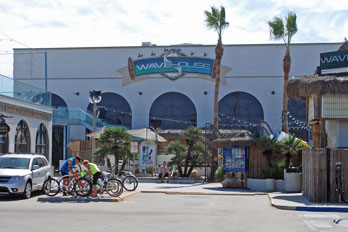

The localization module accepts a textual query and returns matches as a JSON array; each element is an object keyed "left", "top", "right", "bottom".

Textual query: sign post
[{"left": 131, "top": 142, "right": 138, "bottom": 173}]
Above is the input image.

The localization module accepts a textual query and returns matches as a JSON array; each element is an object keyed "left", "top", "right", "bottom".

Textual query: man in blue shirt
[{"left": 60, "top": 156, "right": 82, "bottom": 195}]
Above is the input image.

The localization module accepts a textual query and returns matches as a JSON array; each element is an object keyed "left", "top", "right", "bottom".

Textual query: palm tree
[
  {"left": 96, "top": 127, "right": 132, "bottom": 174},
  {"left": 204, "top": 6, "right": 229, "bottom": 129},
  {"left": 268, "top": 12, "right": 298, "bottom": 133},
  {"left": 255, "top": 136, "right": 277, "bottom": 168},
  {"left": 165, "top": 126, "right": 205, "bottom": 177},
  {"left": 276, "top": 134, "right": 302, "bottom": 171}
]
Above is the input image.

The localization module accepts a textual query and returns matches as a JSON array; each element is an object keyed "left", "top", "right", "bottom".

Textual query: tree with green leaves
[
  {"left": 268, "top": 12, "right": 298, "bottom": 133},
  {"left": 204, "top": 6, "right": 229, "bottom": 129},
  {"left": 165, "top": 126, "right": 205, "bottom": 177},
  {"left": 276, "top": 133, "right": 303, "bottom": 171},
  {"left": 94, "top": 127, "right": 132, "bottom": 174},
  {"left": 255, "top": 136, "right": 277, "bottom": 169}
]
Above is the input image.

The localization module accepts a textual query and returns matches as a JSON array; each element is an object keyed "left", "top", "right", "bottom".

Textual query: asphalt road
[{"left": 1, "top": 193, "right": 348, "bottom": 232}]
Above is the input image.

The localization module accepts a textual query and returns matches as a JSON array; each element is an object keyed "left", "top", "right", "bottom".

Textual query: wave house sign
[{"left": 128, "top": 49, "right": 214, "bottom": 81}]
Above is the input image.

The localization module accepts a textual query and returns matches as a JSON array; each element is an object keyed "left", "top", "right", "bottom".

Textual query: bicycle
[
  {"left": 42, "top": 168, "right": 93, "bottom": 197},
  {"left": 98, "top": 164, "right": 138, "bottom": 191},
  {"left": 82, "top": 171, "right": 123, "bottom": 197},
  {"left": 118, "top": 171, "right": 138, "bottom": 191}
]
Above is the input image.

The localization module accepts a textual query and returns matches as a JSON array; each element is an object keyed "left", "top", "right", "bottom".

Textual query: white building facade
[
  {"left": 0, "top": 93, "right": 52, "bottom": 162},
  {"left": 12, "top": 42, "right": 341, "bottom": 144}
]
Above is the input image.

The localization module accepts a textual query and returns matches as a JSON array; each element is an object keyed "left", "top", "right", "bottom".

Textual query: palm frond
[
  {"left": 268, "top": 17, "right": 285, "bottom": 40},
  {"left": 286, "top": 12, "right": 298, "bottom": 43}
]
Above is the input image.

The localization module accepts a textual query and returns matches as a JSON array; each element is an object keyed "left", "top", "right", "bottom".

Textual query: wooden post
[
  {"left": 320, "top": 119, "right": 326, "bottom": 148},
  {"left": 313, "top": 122, "right": 320, "bottom": 148}
]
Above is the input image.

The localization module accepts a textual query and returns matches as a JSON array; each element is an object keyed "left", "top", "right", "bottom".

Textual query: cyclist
[
  {"left": 82, "top": 160, "right": 101, "bottom": 197},
  {"left": 60, "top": 156, "right": 82, "bottom": 195}
]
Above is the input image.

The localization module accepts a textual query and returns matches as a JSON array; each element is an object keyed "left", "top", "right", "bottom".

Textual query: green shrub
[{"left": 214, "top": 167, "right": 225, "bottom": 182}]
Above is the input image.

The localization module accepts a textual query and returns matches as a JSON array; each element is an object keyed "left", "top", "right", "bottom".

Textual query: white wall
[
  {"left": 13, "top": 43, "right": 342, "bottom": 140},
  {"left": 0, "top": 94, "right": 53, "bottom": 162}
]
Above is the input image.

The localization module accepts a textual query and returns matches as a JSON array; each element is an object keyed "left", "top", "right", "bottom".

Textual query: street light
[{"left": 89, "top": 90, "right": 102, "bottom": 157}]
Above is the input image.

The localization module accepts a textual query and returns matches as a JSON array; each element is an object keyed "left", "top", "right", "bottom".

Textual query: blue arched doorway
[
  {"left": 149, "top": 92, "right": 197, "bottom": 129},
  {"left": 87, "top": 92, "right": 132, "bottom": 128},
  {"left": 218, "top": 92, "right": 264, "bottom": 131}
]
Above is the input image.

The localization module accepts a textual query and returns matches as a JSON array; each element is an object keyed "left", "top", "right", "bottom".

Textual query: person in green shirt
[{"left": 83, "top": 160, "right": 101, "bottom": 197}]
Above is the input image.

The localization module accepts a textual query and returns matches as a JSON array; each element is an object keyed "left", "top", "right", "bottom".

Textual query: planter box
[
  {"left": 266, "top": 179, "right": 275, "bottom": 192},
  {"left": 284, "top": 170, "right": 302, "bottom": 192},
  {"left": 247, "top": 178, "right": 284, "bottom": 192},
  {"left": 247, "top": 178, "right": 267, "bottom": 192},
  {"left": 275, "top": 179, "right": 284, "bottom": 192}
]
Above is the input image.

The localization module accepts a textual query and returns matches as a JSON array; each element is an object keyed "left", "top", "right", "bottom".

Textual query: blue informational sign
[{"left": 223, "top": 147, "right": 247, "bottom": 173}]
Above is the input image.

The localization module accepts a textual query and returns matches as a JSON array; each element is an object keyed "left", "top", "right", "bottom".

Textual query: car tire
[{"left": 23, "top": 181, "right": 32, "bottom": 199}]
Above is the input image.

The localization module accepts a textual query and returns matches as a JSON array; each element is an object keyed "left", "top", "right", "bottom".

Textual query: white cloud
[{"left": 0, "top": 0, "right": 347, "bottom": 77}]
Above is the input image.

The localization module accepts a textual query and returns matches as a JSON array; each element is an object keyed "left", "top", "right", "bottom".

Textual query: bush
[{"left": 214, "top": 167, "right": 225, "bottom": 182}]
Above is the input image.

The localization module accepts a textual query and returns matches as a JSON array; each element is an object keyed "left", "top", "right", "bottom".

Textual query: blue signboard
[
  {"left": 133, "top": 57, "right": 214, "bottom": 76},
  {"left": 223, "top": 147, "right": 247, "bottom": 172}
]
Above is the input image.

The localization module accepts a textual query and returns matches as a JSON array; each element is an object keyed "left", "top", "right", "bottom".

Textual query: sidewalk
[{"left": 37, "top": 182, "right": 348, "bottom": 212}]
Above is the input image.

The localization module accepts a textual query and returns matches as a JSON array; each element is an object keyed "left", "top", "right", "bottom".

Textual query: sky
[{"left": 0, "top": 0, "right": 348, "bottom": 77}]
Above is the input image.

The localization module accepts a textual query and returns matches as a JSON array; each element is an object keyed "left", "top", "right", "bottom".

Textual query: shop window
[
  {"left": 218, "top": 92, "right": 264, "bottom": 131},
  {"left": 149, "top": 92, "right": 197, "bottom": 130},
  {"left": 15, "top": 120, "right": 31, "bottom": 154},
  {"left": 35, "top": 123, "right": 49, "bottom": 158},
  {"left": 87, "top": 92, "right": 132, "bottom": 129},
  {"left": 0, "top": 133, "right": 8, "bottom": 155}
]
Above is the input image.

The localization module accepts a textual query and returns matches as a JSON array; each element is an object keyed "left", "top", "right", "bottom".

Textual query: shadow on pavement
[{"left": 0, "top": 191, "right": 44, "bottom": 202}]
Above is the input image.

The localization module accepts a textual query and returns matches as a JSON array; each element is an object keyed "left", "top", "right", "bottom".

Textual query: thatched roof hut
[
  {"left": 211, "top": 129, "right": 255, "bottom": 148},
  {"left": 287, "top": 73, "right": 348, "bottom": 98}
]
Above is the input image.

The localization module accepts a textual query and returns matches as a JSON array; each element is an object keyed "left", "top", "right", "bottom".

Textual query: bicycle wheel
[
  {"left": 122, "top": 175, "right": 138, "bottom": 191},
  {"left": 105, "top": 178, "right": 123, "bottom": 197},
  {"left": 74, "top": 177, "right": 93, "bottom": 197},
  {"left": 42, "top": 178, "right": 60, "bottom": 196}
]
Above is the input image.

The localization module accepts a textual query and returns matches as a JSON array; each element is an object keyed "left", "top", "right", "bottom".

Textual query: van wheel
[{"left": 23, "top": 181, "right": 32, "bottom": 199}]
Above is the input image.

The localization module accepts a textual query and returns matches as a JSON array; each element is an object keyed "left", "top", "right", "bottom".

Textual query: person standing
[
  {"left": 60, "top": 156, "right": 82, "bottom": 195},
  {"left": 82, "top": 160, "right": 101, "bottom": 197}
]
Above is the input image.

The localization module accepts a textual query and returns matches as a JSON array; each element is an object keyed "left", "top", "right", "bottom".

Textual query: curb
[
  {"left": 268, "top": 193, "right": 348, "bottom": 212},
  {"left": 140, "top": 190, "right": 257, "bottom": 196},
  {"left": 37, "top": 191, "right": 141, "bottom": 203}
]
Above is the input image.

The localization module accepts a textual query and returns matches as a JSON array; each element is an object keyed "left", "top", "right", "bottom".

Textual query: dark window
[
  {"left": 218, "top": 92, "right": 264, "bottom": 131},
  {"left": 0, "top": 134, "right": 8, "bottom": 155},
  {"left": 51, "top": 93, "right": 68, "bottom": 108},
  {"left": 288, "top": 98, "right": 309, "bottom": 141},
  {"left": 36, "top": 124, "right": 49, "bottom": 159},
  {"left": 87, "top": 92, "right": 132, "bottom": 128},
  {"left": 15, "top": 120, "right": 31, "bottom": 154},
  {"left": 149, "top": 92, "right": 197, "bottom": 130}
]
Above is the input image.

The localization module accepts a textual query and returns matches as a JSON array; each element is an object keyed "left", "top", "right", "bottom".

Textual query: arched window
[
  {"left": 0, "top": 133, "right": 8, "bottom": 155},
  {"left": 35, "top": 123, "right": 49, "bottom": 158},
  {"left": 15, "top": 120, "right": 31, "bottom": 153},
  {"left": 51, "top": 93, "right": 68, "bottom": 108},
  {"left": 288, "top": 98, "right": 308, "bottom": 140},
  {"left": 219, "top": 92, "right": 264, "bottom": 130},
  {"left": 87, "top": 92, "right": 132, "bottom": 128},
  {"left": 149, "top": 92, "right": 197, "bottom": 129}
]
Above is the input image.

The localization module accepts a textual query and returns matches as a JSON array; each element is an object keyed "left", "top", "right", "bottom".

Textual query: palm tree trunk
[
  {"left": 213, "top": 38, "right": 223, "bottom": 129},
  {"left": 114, "top": 154, "right": 119, "bottom": 174},
  {"left": 120, "top": 159, "right": 127, "bottom": 172},
  {"left": 210, "top": 38, "right": 224, "bottom": 182},
  {"left": 183, "top": 145, "right": 193, "bottom": 177},
  {"left": 282, "top": 48, "right": 291, "bottom": 133}
]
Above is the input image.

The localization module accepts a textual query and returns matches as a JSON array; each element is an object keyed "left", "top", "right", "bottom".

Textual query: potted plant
[{"left": 276, "top": 134, "right": 304, "bottom": 192}]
